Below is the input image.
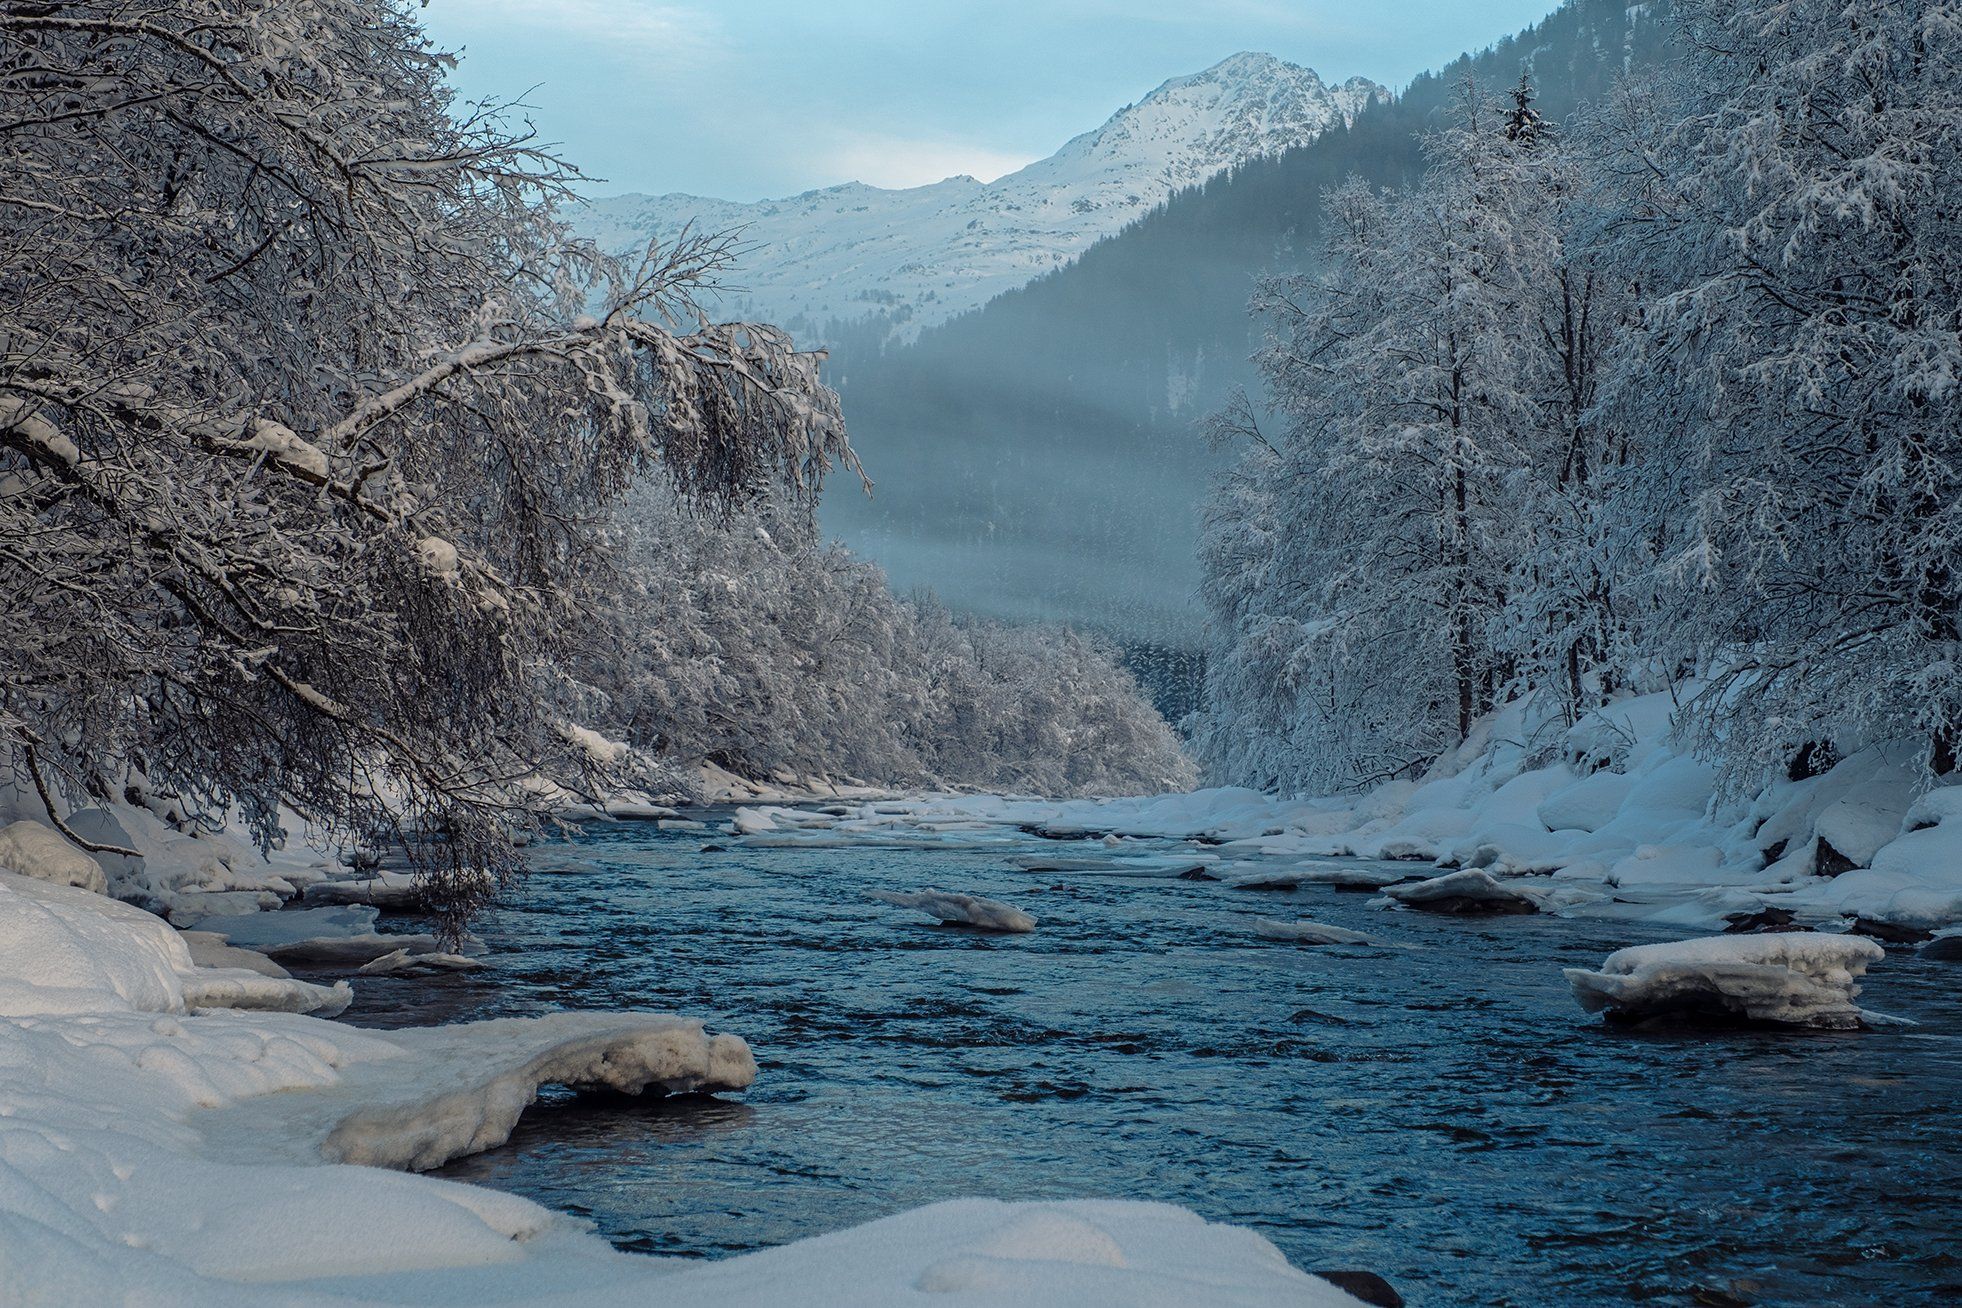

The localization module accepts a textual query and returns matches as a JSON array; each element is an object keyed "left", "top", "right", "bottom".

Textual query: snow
[
  {"left": 580, "top": 54, "right": 1384, "bottom": 343},
  {"left": 560, "top": 721, "right": 629, "bottom": 766},
  {"left": 1253, "top": 918, "right": 1379, "bottom": 945},
  {"left": 870, "top": 889, "right": 1038, "bottom": 933},
  {"left": 199, "top": 1011, "right": 757, "bottom": 1171},
  {"left": 415, "top": 534, "right": 461, "bottom": 579},
  {"left": 187, "top": 905, "right": 440, "bottom": 966},
  {"left": 239, "top": 417, "right": 328, "bottom": 477},
  {"left": 0, "top": 818, "right": 106, "bottom": 893},
  {"left": 0, "top": 870, "right": 188, "bottom": 1016},
  {"left": 1564, "top": 933, "right": 1890, "bottom": 1029}
]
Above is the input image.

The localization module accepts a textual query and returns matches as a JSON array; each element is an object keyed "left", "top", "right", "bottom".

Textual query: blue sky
[{"left": 422, "top": 2, "right": 1564, "bottom": 200}]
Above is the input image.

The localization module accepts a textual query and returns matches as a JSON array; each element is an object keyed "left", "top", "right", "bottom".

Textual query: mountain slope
[
  {"left": 580, "top": 54, "right": 1383, "bottom": 341},
  {"left": 822, "top": 0, "right": 1681, "bottom": 652}
]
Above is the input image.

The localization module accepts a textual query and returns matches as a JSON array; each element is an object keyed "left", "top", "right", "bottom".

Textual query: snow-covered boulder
[
  {"left": 1564, "top": 933, "right": 1888, "bottom": 1029},
  {"left": 871, "top": 889, "right": 1037, "bottom": 933},
  {"left": 0, "top": 818, "right": 106, "bottom": 893},
  {"left": 1385, "top": 869, "right": 1539, "bottom": 915},
  {"left": 1253, "top": 918, "right": 1378, "bottom": 946}
]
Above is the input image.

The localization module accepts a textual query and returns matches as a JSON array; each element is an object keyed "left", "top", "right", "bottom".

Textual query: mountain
[
  {"left": 579, "top": 53, "right": 1384, "bottom": 342},
  {"left": 821, "top": 0, "right": 1681, "bottom": 659}
]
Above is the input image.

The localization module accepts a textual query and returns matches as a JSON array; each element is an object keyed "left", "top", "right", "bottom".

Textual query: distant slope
[
  {"left": 823, "top": 0, "right": 1679, "bottom": 647},
  {"left": 581, "top": 54, "right": 1382, "bottom": 343}
]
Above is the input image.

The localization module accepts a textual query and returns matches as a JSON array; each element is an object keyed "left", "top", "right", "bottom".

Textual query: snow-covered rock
[
  {"left": 1385, "top": 870, "right": 1540, "bottom": 915},
  {"left": 871, "top": 889, "right": 1037, "bottom": 933},
  {"left": 1564, "top": 933, "right": 1889, "bottom": 1029},
  {"left": 0, "top": 818, "right": 106, "bottom": 893},
  {"left": 1253, "top": 918, "right": 1378, "bottom": 946},
  {"left": 581, "top": 54, "right": 1384, "bottom": 343}
]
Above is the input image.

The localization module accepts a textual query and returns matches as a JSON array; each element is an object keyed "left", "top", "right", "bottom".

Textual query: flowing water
[{"left": 341, "top": 815, "right": 1961, "bottom": 1307}]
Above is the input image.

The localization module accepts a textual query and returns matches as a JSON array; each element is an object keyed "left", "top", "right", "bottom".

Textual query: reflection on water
[{"left": 340, "top": 817, "right": 1962, "bottom": 1307}]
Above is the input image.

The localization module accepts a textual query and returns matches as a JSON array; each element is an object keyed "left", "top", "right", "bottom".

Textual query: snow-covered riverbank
[{"left": 728, "top": 691, "right": 1962, "bottom": 941}]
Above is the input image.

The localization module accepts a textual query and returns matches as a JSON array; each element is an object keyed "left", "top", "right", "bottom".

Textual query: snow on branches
[{"left": 0, "top": 1, "right": 852, "bottom": 935}]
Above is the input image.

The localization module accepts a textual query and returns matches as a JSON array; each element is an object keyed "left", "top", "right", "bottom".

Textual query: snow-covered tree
[
  {"left": 1197, "top": 83, "right": 1565, "bottom": 791},
  {"left": 0, "top": 2, "right": 851, "bottom": 931},
  {"left": 1601, "top": 0, "right": 1962, "bottom": 783}
]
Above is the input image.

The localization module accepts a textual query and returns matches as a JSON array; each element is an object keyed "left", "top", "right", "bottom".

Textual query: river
[{"left": 337, "top": 813, "right": 1961, "bottom": 1307}]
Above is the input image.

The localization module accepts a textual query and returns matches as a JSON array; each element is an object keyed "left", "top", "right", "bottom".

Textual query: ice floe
[
  {"left": 1253, "top": 918, "right": 1380, "bottom": 946},
  {"left": 871, "top": 889, "right": 1037, "bottom": 933}
]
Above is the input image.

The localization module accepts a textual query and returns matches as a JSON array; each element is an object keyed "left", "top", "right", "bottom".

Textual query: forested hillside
[
  {"left": 1197, "top": 0, "right": 1962, "bottom": 801},
  {"left": 823, "top": 0, "right": 1678, "bottom": 654}
]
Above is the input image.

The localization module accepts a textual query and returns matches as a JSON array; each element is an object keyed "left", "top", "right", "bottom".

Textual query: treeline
[
  {"left": 1196, "top": 0, "right": 1962, "bottom": 796},
  {"left": 578, "top": 482, "right": 1194, "bottom": 797}
]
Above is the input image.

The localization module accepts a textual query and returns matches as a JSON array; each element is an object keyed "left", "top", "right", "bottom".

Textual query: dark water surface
[{"left": 344, "top": 815, "right": 1961, "bottom": 1307}]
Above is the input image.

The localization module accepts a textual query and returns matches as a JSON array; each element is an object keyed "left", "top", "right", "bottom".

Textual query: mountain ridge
[{"left": 578, "top": 52, "right": 1385, "bottom": 341}]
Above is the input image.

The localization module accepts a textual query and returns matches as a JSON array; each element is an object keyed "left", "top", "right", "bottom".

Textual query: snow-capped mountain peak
[{"left": 579, "top": 53, "right": 1385, "bottom": 342}]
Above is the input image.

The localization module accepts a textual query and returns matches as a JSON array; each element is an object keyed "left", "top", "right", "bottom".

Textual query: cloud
[
  {"left": 453, "top": 0, "right": 723, "bottom": 68},
  {"left": 811, "top": 132, "right": 1038, "bottom": 189}
]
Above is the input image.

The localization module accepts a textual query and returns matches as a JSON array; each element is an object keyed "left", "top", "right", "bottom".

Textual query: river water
[{"left": 341, "top": 814, "right": 1960, "bottom": 1307}]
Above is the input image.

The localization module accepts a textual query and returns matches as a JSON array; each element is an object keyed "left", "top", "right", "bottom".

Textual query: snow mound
[
  {"left": 0, "top": 818, "right": 106, "bottom": 893},
  {"left": 1253, "top": 918, "right": 1378, "bottom": 946},
  {"left": 0, "top": 870, "right": 187, "bottom": 1015},
  {"left": 1564, "top": 932, "right": 1889, "bottom": 1029},
  {"left": 660, "top": 1198, "right": 1364, "bottom": 1307},
  {"left": 871, "top": 889, "right": 1037, "bottom": 933},
  {"left": 203, "top": 1012, "right": 757, "bottom": 1172},
  {"left": 1385, "top": 869, "right": 1540, "bottom": 915}
]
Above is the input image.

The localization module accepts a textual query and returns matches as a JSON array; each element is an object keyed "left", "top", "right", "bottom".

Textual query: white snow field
[
  {"left": 727, "top": 689, "right": 1962, "bottom": 937},
  {"left": 870, "top": 889, "right": 1038, "bottom": 933},
  {"left": 0, "top": 837, "right": 1365, "bottom": 1306},
  {"left": 1564, "top": 933, "right": 1892, "bottom": 1029}
]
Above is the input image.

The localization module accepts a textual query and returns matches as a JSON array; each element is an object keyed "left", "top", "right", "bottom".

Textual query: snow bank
[
  {"left": 188, "top": 904, "right": 439, "bottom": 966},
  {"left": 0, "top": 870, "right": 187, "bottom": 1015},
  {"left": 830, "top": 688, "right": 1962, "bottom": 933},
  {"left": 1564, "top": 933, "right": 1889, "bottom": 1029},
  {"left": 0, "top": 817, "right": 106, "bottom": 892},
  {"left": 870, "top": 889, "right": 1037, "bottom": 933},
  {"left": 195, "top": 1011, "right": 757, "bottom": 1171}
]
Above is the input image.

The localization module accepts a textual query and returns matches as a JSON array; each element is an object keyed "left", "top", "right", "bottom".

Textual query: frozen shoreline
[{"left": 721, "top": 691, "right": 1962, "bottom": 940}]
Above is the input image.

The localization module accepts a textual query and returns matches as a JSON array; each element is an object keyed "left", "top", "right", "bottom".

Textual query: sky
[{"left": 422, "top": 1, "right": 1565, "bottom": 201}]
